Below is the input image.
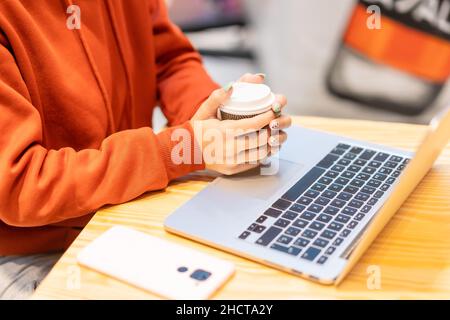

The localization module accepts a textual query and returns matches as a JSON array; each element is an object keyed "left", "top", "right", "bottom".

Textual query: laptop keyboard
[{"left": 238, "top": 143, "right": 410, "bottom": 265}]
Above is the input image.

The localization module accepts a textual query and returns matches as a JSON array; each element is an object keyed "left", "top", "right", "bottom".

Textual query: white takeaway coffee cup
[{"left": 219, "top": 82, "right": 276, "bottom": 120}]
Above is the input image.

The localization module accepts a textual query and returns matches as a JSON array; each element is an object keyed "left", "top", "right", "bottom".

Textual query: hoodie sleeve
[
  {"left": 151, "top": 0, "right": 220, "bottom": 125},
  {"left": 0, "top": 39, "right": 203, "bottom": 227}
]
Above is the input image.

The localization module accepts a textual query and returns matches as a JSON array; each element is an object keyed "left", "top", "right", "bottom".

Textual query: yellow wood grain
[{"left": 32, "top": 117, "right": 450, "bottom": 299}]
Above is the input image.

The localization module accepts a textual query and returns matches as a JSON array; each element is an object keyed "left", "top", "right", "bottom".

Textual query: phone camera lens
[
  {"left": 190, "top": 269, "right": 211, "bottom": 281},
  {"left": 177, "top": 266, "right": 188, "bottom": 273}
]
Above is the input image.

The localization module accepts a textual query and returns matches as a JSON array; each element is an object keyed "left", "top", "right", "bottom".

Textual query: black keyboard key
[
  {"left": 368, "top": 161, "right": 382, "bottom": 168},
  {"left": 389, "top": 155, "right": 403, "bottom": 162},
  {"left": 324, "top": 206, "right": 339, "bottom": 215},
  {"left": 270, "top": 243, "right": 301, "bottom": 256},
  {"left": 274, "top": 218, "right": 290, "bottom": 228},
  {"left": 248, "top": 223, "right": 258, "bottom": 231},
  {"left": 302, "top": 229, "right": 318, "bottom": 239},
  {"left": 256, "top": 226, "right": 282, "bottom": 246},
  {"left": 239, "top": 231, "right": 250, "bottom": 240},
  {"left": 367, "top": 179, "right": 382, "bottom": 188},
  {"left": 318, "top": 214, "right": 333, "bottom": 223},
  {"left": 333, "top": 237, "right": 344, "bottom": 246},
  {"left": 361, "top": 186, "right": 376, "bottom": 194},
  {"left": 305, "top": 190, "right": 320, "bottom": 199},
  {"left": 297, "top": 196, "right": 313, "bottom": 206},
  {"left": 344, "top": 152, "right": 357, "bottom": 160},
  {"left": 330, "top": 148, "right": 346, "bottom": 156},
  {"left": 355, "top": 192, "right": 369, "bottom": 202},
  {"left": 350, "top": 146, "right": 363, "bottom": 154},
  {"left": 254, "top": 225, "right": 266, "bottom": 233},
  {"left": 360, "top": 149, "right": 376, "bottom": 160},
  {"left": 384, "top": 161, "right": 398, "bottom": 169},
  {"left": 356, "top": 173, "right": 371, "bottom": 181},
  {"left": 342, "top": 171, "right": 356, "bottom": 179},
  {"left": 373, "top": 173, "right": 387, "bottom": 181},
  {"left": 321, "top": 229, "right": 337, "bottom": 240},
  {"left": 316, "top": 154, "right": 339, "bottom": 169},
  {"left": 300, "top": 211, "right": 316, "bottom": 221},
  {"left": 344, "top": 186, "right": 358, "bottom": 194},
  {"left": 282, "top": 167, "right": 325, "bottom": 201},
  {"left": 256, "top": 215, "right": 267, "bottom": 223},
  {"left": 386, "top": 177, "right": 396, "bottom": 184},
  {"left": 403, "top": 158, "right": 410, "bottom": 164},
  {"left": 277, "top": 235, "right": 293, "bottom": 245},
  {"left": 310, "top": 221, "right": 326, "bottom": 231},
  {"left": 318, "top": 177, "right": 333, "bottom": 185},
  {"left": 331, "top": 165, "right": 345, "bottom": 172},
  {"left": 374, "top": 152, "right": 389, "bottom": 162},
  {"left": 272, "top": 199, "right": 291, "bottom": 210},
  {"left": 354, "top": 159, "right": 367, "bottom": 167},
  {"left": 362, "top": 166, "right": 377, "bottom": 174},
  {"left": 328, "top": 222, "right": 344, "bottom": 231},
  {"left": 285, "top": 227, "right": 301, "bottom": 237},
  {"left": 341, "top": 229, "right": 351, "bottom": 237},
  {"left": 301, "top": 247, "right": 321, "bottom": 261},
  {"left": 313, "top": 238, "right": 329, "bottom": 248},
  {"left": 392, "top": 170, "right": 401, "bottom": 178},
  {"left": 337, "top": 143, "right": 351, "bottom": 150},
  {"left": 342, "top": 206, "right": 357, "bottom": 216},
  {"left": 398, "top": 164, "right": 406, "bottom": 171},
  {"left": 348, "top": 165, "right": 362, "bottom": 172},
  {"left": 264, "top": 208, "right": 282, "bottom": 218},
  {"left": 311, "top": 183, "right": 327, "bottom": 192},
  {"left": 355, "top": 213, "right": 365, "bottom": 221},
  {"left": 361, "top": 205, "right": 372, "bottom": 213},
  {"left": 335, "top": 177, "right": 350, "bottom": 185},
  {"left": 317, "top": 256, "right": 328, "bottom": 264},
  {"left": 335, "top": 214, "right": 350, "bottom": 223},
  {"left": 374, "top": 190, "right": 384, "bottom": 198},
  {"left": 380, "top": 183, "right": 390, "bottom": 191},
  {"left": 325, "top": 171, "right": 339, "bottom": 178},
  {"left": 330, "top": 199, "right": 346, "bottom": 208},
  {"left": 349, "top": 199, "right": 364, "bottom": 209},
  {"left": 378, "top": 167, "right": 392, "bottom": 175},
  {"left": 293, "top": 219, "right": 309, "bottom": 229},
  {"left": 325, "top": 246, "right": 336, "bottom": 255},
  {"left": 338, "top": 159, "right": 352, "bottom": 166},
  {"left": 337, "top": 192, "right": 352, "bottom": 201},
  {"left": 294, "top": 237, "right": 310, "bottom": 247},
  {"left": 290, "top": 203, "right": 306, "bottom": 213},
  {"left": 348, "top": 221, "right": 358, "bottom": 229},
  {"left": 350, "top": 179, "right": 365, "bottom": 187},
  {"left": 322, "top": 190, "right": 337, "bottom": 199},
  {"left": 282, "top": 211, "right": 298, "bottom": 220},
  {"left": 328, "top": 183, "right": 344, "bottom": 192},
  {"left": 308, "top": 204, "right": 324, "bottom": 213},
  {"left": 315, "top": 197, "right": 330, "bottom": 206},
  {"left": 367, "top": 198, "right": 378, "bottom": 206}
]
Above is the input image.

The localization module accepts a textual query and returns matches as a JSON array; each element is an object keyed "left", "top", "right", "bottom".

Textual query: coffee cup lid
[{"left": 221, "top": 83, "right": 275, "bottom": 115}]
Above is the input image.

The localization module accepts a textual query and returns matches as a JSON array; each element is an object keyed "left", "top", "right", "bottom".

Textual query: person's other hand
[{"left": 191, "top": 73, "right": 291, "bottom": 175}]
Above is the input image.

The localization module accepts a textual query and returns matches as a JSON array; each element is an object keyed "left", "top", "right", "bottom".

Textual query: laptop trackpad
[{"left": 213, "top": 159, "right": 304, "bottom": 200}]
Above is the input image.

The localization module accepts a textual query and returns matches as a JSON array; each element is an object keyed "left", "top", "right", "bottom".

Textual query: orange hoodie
[{"left": 0, "top": 0, "right": 218, "bottom": 255}]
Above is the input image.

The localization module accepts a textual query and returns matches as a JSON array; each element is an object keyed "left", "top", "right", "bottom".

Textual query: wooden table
[{"left": 32, "top": 117, "right": 450, "bottom": 299}]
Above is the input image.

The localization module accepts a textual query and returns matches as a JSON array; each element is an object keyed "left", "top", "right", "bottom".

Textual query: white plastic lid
[{"left": 220, "top": 82, "right": 275, "bottom": 115}]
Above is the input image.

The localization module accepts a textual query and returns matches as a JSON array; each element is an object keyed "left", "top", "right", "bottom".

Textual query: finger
[
  {"left": 238, "top": 73, "right": 265, "bottom": 84},
  {"left": 226, "top": 110, "right": 275, "bottom": 133},
  {"left": 269, "top": 131, "right": 288, "bottom": 147},
  {"left": 269, "top": 115, "right": 292, "bottom": 130},
  {"left": 233, "top": 129, "right": 270, "bottom": 153},
  {"left": 221, "top": 163, "right": 260, "bottom": 176},
  {"left": 203, "top": 84, "right": 234, "bottom": 112},
  {"left": 231, "top": 145, "right": 269, "bottom": 165},
  {"left": 271, "top": 94, "right": 287, "bottom": 117}
]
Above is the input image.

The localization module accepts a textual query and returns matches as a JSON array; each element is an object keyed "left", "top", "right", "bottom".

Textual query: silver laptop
[{"left": 165, "top": 110, "right": 450, "bottom": 284}]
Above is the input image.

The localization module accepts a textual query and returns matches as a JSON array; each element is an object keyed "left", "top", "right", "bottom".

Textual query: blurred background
[{"left": 160, "top": 0, "right": 450, "bottom": 127}]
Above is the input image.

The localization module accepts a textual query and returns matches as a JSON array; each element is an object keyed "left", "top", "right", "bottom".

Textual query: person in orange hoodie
[{"left": 0, "top": 0, "right": 290, "bottom": 299}]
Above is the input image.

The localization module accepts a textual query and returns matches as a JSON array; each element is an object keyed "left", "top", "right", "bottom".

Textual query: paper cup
[{"left": 219, "top": 83, "right": 275, "bottom": 120}]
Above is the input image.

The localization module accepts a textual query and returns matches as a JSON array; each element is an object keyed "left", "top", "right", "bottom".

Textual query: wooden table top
[{"left": 32, "top": 116, "right": 450, "bottom": 299}]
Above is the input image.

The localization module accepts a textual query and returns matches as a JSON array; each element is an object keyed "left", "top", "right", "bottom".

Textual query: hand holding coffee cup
[{"left": 190, "top": 73, "right": 291, "bottom": 176}]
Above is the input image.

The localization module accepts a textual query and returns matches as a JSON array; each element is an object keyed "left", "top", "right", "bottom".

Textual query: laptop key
[
  {"left": 293, "top": 219, "right": 309, "bottom": 229},
  {"left": 349, "top": 146, "right": 363, "bottom": 154},
  {"left": 356, "top": 173, "right": 370, "bottom": 181},
  {"left": 271, "top": 243, "right": 301, "bottom": 256},
  {"left": 362, "top": 186, "right": 376, "bottom": 194},
  {"left": 316, "top": 154, "right": 339, "bottom": 169},
  {"left": 390, "top": 155, "right": 403, "bottom": 162},
  {"left": 355, "top": 213, "right": 365, "bottom": 221},
  {"left": 274, "top": 218, "right": 290, "bottom": 228},
  {"left": 337, "top": 192, "right": 352, "bottom": 201},
  {"left": 341, "top": 171, "right": 356, "bottom": 179},
  {"left": 378, "top": 167, "right": 392, "bottom": 175},
  {"left": 325, "top": 246, "right": 336, "bottom": 255},
  {"left": 328, "top": 183, "right": 343, "bottom": 192},
  {"left": 282, "top": 211, "right": 298, "bottom": 220},
  {"left": 272, "top": 199, "right": 291, "bottom": 210},
  {"left": 297, "top": 196, "right": 313, "bottom": 206},
  {"left": 317, "top": 213, "right": 333, "bottom": 223},
  {"left": 331, "top": 165, "right": 345, "bottom": 172},
  {"left": 318, "top": 177, "right": 333, "bottom": 185},
  {"left": 341, "top": 229, "right": 351, "bottom": 237},
  {"left": 310, "top": 221, "right": 326, "bottom": 231},
  {"left": 392, "top": 170, "right": 401, "bottom": 178},
  {"left": 325, "top": 171, "right": 339, "bottom": 178},
  {"left": 311, "top": 183, "right": 327, "bottom": 192},
  {"left": 335, "top": 214, "right": 350, "bottom": 223},
  {"left": 374, "top": 152, "right": 389, "bottom": 162},
  {"left": 315, "top": 197, "right": 330, "bottom": 206},
  {"left": 302, "top": 229, "right": 318, "bottom": 239},
  {"left": 256, "top": 215, "right": 267, "bottom": 224},
  {"left": 333, "top": 237, "right": 344, "bottom": 246},
  {"left": 317, "top": 256, "right": 328, "bottom": 264},
  {"left": 313, "top": 238, "right": 329, "bottom": 248},
  {"left": 386, "top": 177, "right": 396, "bottom": 184},
  {"left": 308, "top": 204, "right": 323, "bottom": 213},
  {"left": 248, "top": 223, "right": 258, "bottom": 231},
  {"left": 348, "top": 221, "right": 358, "bottom": 229},
  {"left": 294, "top": 237, "right": 310, "bottom": 247},
  {"left": 348, "top": 165, "right": 362, "bottom": 172},
  {"left": 277, "top": 235, "right": 293, "bottom": 245},
  {"left": 362, "top": 166, "right": 376, "bottom": 174},
  {"left": 344, "top": 152, "right": 357, "bottom": 160},
  {"left": 349, "top": 199, "right": 364, "bottom": 209},
  {"left": 384, "top": 161, "right": 398, "bottom": 169},
  {"left": 253, "top": 225, "right": 266, "bottom": 233},
  {"left": 355, "top": 192, "right": 369, "bottom": 202},
  {"left": 322, "top": 190, "right": 337, "bottom": 199},
  {"left": 373, "top": 173, "right": 387, "bottom": 181},
  {"left": 350, "top": 179, "right": 365, "bottom": 187},
  {"left": 367, "top": 179, "right": 381, "bottom": 188},
  {"left": 256, "top": 226, "right": 282, "bottom": 246},
  {"left": 290, "top": 203, "right": 306, "bottom": 213},
  {"left": 360, "top": 149, "right": 376, "bottom": 160},
  {"left": 368, "top": 161, "right": 382, "bottom": 168},
  {"left": 354, "top": 159, "right": 367, "bottom": 167},
  {"left": 282, "top": 167, "right": 325, "bottom": 201},
  {"left": 331, "top": 147, "right": 346, "bottom": 156},
  {"left": 328, "top": 222, "right": 344, "bottom": 231},
  {"left": 335, "top": 177, "right": 350, "bottom": 185},
  {"left": 285, "top": 227, "right": 301, "bottom": 237},
  {"left": 330, "top": 199, "right": 346, "bottom": 208},
  {"left": 301, "top": 247, "right": 321, "bottom": 261},
  {"left": 264, "top": 208, "right": 282, "bottom": 218},
  {"left": 321, "top": 229, "right": 337, "bottom": 239},
  {"left": 305, "top": 190, "right": 320, "bottom": 198},
  {"left": 239, "top": 231, "right": 251, "bottom": 240},
  {"left": 337, "top": 143, "right": 351, "bottom": 150},
  {"left": 367, "top": 198, "right": 378, "bottom": 206},
  {"left": 324, "top": 206, "right": 339, "bottom": 215},
  {"left": 380, "top": 184, "right": 390, "bottom": 191},
  {"left": 361, "top": 205, "right": 372, "bottom": 213},
  {"left": 342, "top": 206, "right": 357, "bottom": 216},
  {"left": 338, "top": 159, "right": 352, "bottom": 166},
  {"left": 300, "top": 211, "right": 316, "bottom": 221},
  {"left": 374, "top": 190, "right": 384, "bottom": 198},
  {"left": 344, "top": 186, "right": 358, "bottom": 194}
]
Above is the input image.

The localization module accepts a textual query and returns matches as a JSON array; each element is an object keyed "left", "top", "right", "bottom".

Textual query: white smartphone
[{"left": 77, "top": 226, "right": 235, "bottom": 299}]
